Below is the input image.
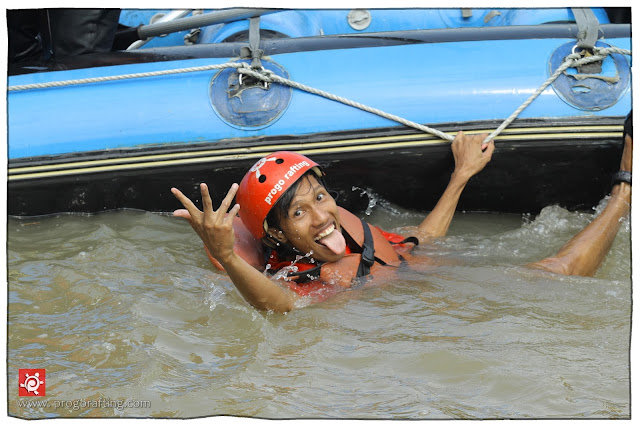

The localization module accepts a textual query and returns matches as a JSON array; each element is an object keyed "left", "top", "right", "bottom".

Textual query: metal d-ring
[
  {"left": 238, "top": 66, "right": 269, "bottom": 89},
  {"left": 572, "top": 44, "right": 595, "bottom": 57}
]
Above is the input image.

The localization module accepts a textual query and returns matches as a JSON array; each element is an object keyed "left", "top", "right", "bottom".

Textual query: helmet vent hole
[
  {"left": 275, "top": 158, "right": 284, "bottom": 164},
  {"left": 258, "top": 175, "right": 267, "bottom": 183}
]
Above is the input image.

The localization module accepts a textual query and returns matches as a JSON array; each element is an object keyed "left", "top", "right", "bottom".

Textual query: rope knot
[
  {"left": 237, "top": 67, "right": 273, "bottom": 82},
  {"left": 566, "top": 51, "right": 583, "bottom": 62},
  {"left": 236, "top": 65, "right": 275, "bottom": 90}
]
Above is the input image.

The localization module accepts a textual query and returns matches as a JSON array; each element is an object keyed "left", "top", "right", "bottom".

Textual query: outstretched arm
[
  {"left": 172, "top": 183, "right": 297, "bottom": 312},
  {"left": 528, "top": 133, "right": 632, "bottom": 276},
  {"left": 415, "top": 131, "right": 495, "bottom": 243}
]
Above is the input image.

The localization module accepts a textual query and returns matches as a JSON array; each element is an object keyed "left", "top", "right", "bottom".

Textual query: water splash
[
  {"left": 268, "top": 251, "right": 315, "bottom": 281},
  {"left": 271, "top": 265, "right": 299, "bottom": 281},
  {"left": 352, "top": 186, "right": 378, "bottom": 216},
  {"left": 205, "top": 276, "right": 228, "bottom": 311},
  {"left": 352, "top": 186, "right": 405, "bottom": 216}
]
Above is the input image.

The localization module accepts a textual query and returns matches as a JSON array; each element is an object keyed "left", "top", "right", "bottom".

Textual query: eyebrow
[{"left": 289, "top": 182, "right": 324, "bottom": 209}]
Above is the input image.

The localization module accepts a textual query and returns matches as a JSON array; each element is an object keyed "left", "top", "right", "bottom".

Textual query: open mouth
[
  {"left": 313, "top": 222, "right": 346, "bottom": 255},
  {"left": 314, "top": 223, "right": 336, "bottom": 241}
]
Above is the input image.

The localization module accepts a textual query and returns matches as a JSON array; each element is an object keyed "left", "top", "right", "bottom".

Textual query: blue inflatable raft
[{"left": 7, "top": 8, "right": 632, "bottom": 216}]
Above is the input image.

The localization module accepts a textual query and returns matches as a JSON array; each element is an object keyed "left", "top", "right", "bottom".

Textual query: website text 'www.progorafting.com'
[{"left": 18, "top": 397, "right": 151, "bottom": 411}]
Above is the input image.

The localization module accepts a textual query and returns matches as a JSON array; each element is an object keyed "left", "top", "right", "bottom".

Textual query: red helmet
[{"left": 236, "top": 151, "right": 323, "bottom": 239}]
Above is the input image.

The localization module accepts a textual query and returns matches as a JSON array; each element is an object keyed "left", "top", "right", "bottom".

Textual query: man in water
[{"left": 172, "top": 113, "right": 631, "bottom": 313}]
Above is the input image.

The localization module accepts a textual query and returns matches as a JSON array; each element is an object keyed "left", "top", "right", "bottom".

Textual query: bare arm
[
  {"left": 219, "top": 251, "right": 298, "bottom": 312},
  {"left": 172, "top": 183, "right": 298, "bottom": 312},
  {"left": 415, "top": 131, "right": 495, "bottom": 243},
  {"left": 528, "top": 134, "right": 632, "bottom": 276}
]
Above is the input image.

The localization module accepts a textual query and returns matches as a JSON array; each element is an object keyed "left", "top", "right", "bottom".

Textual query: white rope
[
  {"left": 7, "top": 62, "right": 245, "bottom": 91},
  {"left": 237, "top": 64, "right": 454, "bottom": 141},
  {"left": 237, "top": 45, "right": 631, "bottom": 143},
  {"left": 483, "top": 46, "right": 631, "bottom": 143},
  {"left": 8, "top": 46, "right": 631, "bottom": 144}
]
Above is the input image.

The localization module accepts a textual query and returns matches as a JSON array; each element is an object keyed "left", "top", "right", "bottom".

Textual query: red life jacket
[{"left": 205, "top": 207, "right": 417, "bottom": 299}]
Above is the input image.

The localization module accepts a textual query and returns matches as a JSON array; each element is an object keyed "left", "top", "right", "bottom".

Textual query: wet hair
[
  {"left": 265, "top": 170, "right": 325, "bottom": 231},
  {"left": 624, "top": 111, "right": 632, "bottom": 139}
]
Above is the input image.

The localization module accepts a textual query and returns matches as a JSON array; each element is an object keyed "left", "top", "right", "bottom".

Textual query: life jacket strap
[
  {"left": 356, "top": 218, "right": 375, "bottom": 277},
  {"left": 391, "top": 236, "right": 420, "bottom": 246},
  {"left": 286, "top": 264, "right": 324, "bottom": 283}
]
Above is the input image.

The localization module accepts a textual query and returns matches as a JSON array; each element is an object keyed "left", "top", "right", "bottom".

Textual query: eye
[
  {"left": 316, "top": 193, "right": 325, "bottom": 202},
  {"left": 292, "top": 209, "right": 303, "bottom": 218}
]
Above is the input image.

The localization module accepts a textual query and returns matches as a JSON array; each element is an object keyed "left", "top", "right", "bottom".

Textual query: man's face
[{"left": 275, "top": 175, "right": 346, "bottom": 263}]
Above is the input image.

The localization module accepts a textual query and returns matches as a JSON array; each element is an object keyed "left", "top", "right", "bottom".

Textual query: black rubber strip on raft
[
  {"left": 7, "top": 116, "right": 624, "bottom": 168},
  {"left": 7, "top": 116, "right": 626, "bottom": 217}
]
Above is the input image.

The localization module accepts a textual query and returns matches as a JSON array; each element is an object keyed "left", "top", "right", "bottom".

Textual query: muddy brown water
[{"left": 7, "top": 196, "right": 631, "bottom": 419}]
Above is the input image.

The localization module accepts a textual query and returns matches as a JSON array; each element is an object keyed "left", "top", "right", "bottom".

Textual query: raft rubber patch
[
  {"left": 549, "top": 41, "right": 630, "bottom": 111},
  {"left": 209, "top": 59, "right": 292, "bottom": 130}
]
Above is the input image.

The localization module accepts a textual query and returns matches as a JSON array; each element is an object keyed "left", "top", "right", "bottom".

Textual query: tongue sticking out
[{"left": 317, "top": 229, "right": 346, "bottom": 255}]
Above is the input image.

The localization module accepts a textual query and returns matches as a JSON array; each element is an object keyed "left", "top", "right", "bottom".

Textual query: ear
[{"left": 267, "top": 226, "right": 288, "bottom": 244}]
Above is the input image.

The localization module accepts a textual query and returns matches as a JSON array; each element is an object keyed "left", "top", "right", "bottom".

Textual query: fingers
[
  {"left": 216, "top": 183, "right": 239, "bottom": 219},
  {"left": 174, "top": 183, "right": 239, "bottom": 214},
  {"left": 224, "top": 203, "right": 241, "bottom": 224},
  {"left": 483, "top": 140, "right": 496, "bottom": 158},
  {"left": 475, "top": 131, "right": 494, "bottom": 154},
  {"left": 454, "top": 131, "right": 489, "bottom": 145},
  {"left": 453, "top": 132, "right": 493, "bottom": 150},
  {"left": 472, "top": 132, "right": 487, "bottom": 144},
  {"left": 172, "top": 208, "right": 191, "bottom": 219},
  {"left": 171, "top": 187, "right": 201, "bottom": 218},
  {"left": 200, "top": 183, "right": 214, "bottom": 214},
  {"left": 469, "top": 133, "right": 494, "bottom": 155}
]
